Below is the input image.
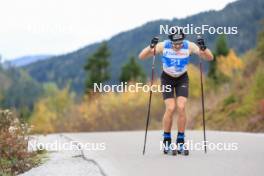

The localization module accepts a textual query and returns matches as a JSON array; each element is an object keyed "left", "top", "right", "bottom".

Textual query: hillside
[
  {"left": 3, "top": 55, "right": 52, "bottom": 68},
  {"left": 24, "top": 0, "right": 264, "bottom": 93},
  {"left": 0, "top": 66, "right": 43, "bottom": 114},
  {"left": 193, "top": 45, "right": 264, "bottom": 132}
]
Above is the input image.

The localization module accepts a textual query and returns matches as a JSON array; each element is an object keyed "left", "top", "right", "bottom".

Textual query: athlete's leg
[
  {"left": 176, "top": 96, "right": 189, "bottom": 154},
  {"left": 174, "top": 73, "right": 189, "bottom": 153},
  {"left": 162, "top": 98, "right": 176, "bottom": 153},
  {"left": 161, "top": 72, "right": 177, "bottom": 153},
  {"left": 161, "top": 71, "right": 176, "bottom": 133},
  {"left": 174, "top": 72, "right": 189, "bottom": 134},
  {"left": 162, "top": 98, "right": 176, "bottom": 132},
  {"left": 176, "top": 96, "right": 187, "bottom": 133}
]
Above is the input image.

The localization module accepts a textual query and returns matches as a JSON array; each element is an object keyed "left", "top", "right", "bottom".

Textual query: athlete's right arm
[{"left": 138, "top": 42, "right": 163, "bottom": 60}]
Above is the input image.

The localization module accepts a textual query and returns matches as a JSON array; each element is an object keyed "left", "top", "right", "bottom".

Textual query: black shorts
[{"left": 161, "top": 71, "right": 189, "bottom": 100}]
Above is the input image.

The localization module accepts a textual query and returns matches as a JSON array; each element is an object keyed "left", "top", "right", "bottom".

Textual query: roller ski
[
  {"left": 163, "top": 138, "right": 177, "bottom": 156},
  {"left": 176, "top": 132, "right": 189, "bottom": 156},
  {"left": 177, "top": 143, "right": 189, "bottom": 156}
]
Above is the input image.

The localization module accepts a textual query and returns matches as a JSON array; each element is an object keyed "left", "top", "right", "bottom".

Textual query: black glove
[
  {"left": 197, "top": 36, "right": 207, "bottom": 51},
  {"left": 150, "top": 37, "right": 159, "bottom": 48}
]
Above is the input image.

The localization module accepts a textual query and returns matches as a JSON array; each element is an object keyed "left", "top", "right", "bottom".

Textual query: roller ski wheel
[{"left": 177, "top": 144, "right": 189, "bottom": 156}]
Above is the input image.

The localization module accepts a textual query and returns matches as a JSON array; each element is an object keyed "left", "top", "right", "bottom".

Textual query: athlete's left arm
[{"left": 189, "top": 42, "right": 214, "bottom": 61}]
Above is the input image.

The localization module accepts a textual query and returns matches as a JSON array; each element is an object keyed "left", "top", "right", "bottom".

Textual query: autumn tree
[
  {"left": 208, "top": 35, "right": 230, "bottom": 84},
  {"left": 30, "top": 83, "right": 73, "bottom": 133},
  {"left": 217, "top": 49, "right": 244, "bottom": 78}
]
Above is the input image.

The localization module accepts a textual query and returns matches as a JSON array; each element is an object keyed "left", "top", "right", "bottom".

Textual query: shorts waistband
[{"left": 162, "top": 71, "right": 188, "bottom": 80}]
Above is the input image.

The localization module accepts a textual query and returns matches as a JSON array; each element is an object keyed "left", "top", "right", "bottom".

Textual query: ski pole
[
  {"left": 143, "top": 46, "right": 156, "bottom": 155},
  {"left": 199, "top": 58, "right": 207, "bottom": 154}
]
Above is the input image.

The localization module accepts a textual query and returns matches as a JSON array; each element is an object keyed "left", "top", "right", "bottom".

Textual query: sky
[{"left": 0, "top": 0, "right": 236, "bottom": 60}]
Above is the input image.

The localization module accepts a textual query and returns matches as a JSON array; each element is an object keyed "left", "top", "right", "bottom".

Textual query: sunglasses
[{"left": 172, "top": 41, "right": 183, "bottom": 46}]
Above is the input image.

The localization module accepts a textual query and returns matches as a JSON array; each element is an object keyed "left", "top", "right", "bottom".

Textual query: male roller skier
[{"left": 139, "top": 27, "right": 213, "bottom": 155}]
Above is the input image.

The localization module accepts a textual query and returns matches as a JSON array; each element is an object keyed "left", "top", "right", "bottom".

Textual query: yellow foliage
[
  {"left": 188, "top": 64, "right": 204, "bottom": 98},
  {"left": 80, "top": 81, "right": 164, "bottom": 131},
  {"left": 217, "top": 49, "right": 244, "bottom": 78},
  {"left": 29, "top": 67, "right": 210, "bottom": 133},
  {"left": 30, "top": 86, "right": 73, "bottom": 133},
  {"left": 30, "top": 99, "right": 56, "bottom": 133}
]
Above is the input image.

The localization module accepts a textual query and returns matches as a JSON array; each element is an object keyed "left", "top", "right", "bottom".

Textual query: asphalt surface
[
  {"left": 20, "top": 134, "right": 102, "bottom": 176},
  {"left": 21, "top": 131, "right": 264, "bottom": 176}
]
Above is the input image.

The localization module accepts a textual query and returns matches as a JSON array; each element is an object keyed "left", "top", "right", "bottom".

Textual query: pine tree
[
  {"left": 208, "top": 34, "right": 229, "bottom": 84},
  {"left": 257, "top": 29, "right": 264, "bottom": 60},
  {"left": 84, "top": 42, "right": 110, "bottom": 92},
  {"left": 215, "top": 35, "right": 229, "bottom": 57},
  {"left": 119, "top": 56, "right": 146, "bottom": 83}
]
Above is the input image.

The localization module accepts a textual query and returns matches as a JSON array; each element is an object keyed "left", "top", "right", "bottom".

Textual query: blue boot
[
  {"left": 176, "top": 132, "right": 189, "bottom": 156},
  {"left": 163, "top": 132, "right": 176, "bottom": 155}
]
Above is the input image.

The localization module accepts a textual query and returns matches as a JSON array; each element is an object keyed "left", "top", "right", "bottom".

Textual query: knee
[
  {"left": 166, "top": 104, "right": 176, "bottom": 114},
  {"left": 177, "top": 103, "right": 186, "bottom": 114}
]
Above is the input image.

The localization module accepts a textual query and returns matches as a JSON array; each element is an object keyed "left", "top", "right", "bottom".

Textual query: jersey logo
[{"left": 162, "top": 40, "right": 190, "bottom": 76}]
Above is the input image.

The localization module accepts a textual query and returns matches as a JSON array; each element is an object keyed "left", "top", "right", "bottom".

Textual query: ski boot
[
  {"left": 163, "top": 138, "right": 177, "bottom": 156},
  {"left": 176, "top": 132, "right": 189, "bottom": 156},
  {"left": 177, "top": 142, "right": 189, "bottom": 156}
]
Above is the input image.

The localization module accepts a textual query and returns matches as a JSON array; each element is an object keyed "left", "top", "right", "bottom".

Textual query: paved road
[
  {"left": 20, "top": 134, "right": 103, "bottom": 176},
  {"left": 65, "top": 130, "right": 264, "bottom": 176},
  {"left": 21, "top": 131, "right": 264, "bottom": 176}
]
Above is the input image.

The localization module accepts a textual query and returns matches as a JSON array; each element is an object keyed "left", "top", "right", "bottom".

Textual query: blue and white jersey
[{"left": 162, "top": 40, "right": 190, "bottom": 77}]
